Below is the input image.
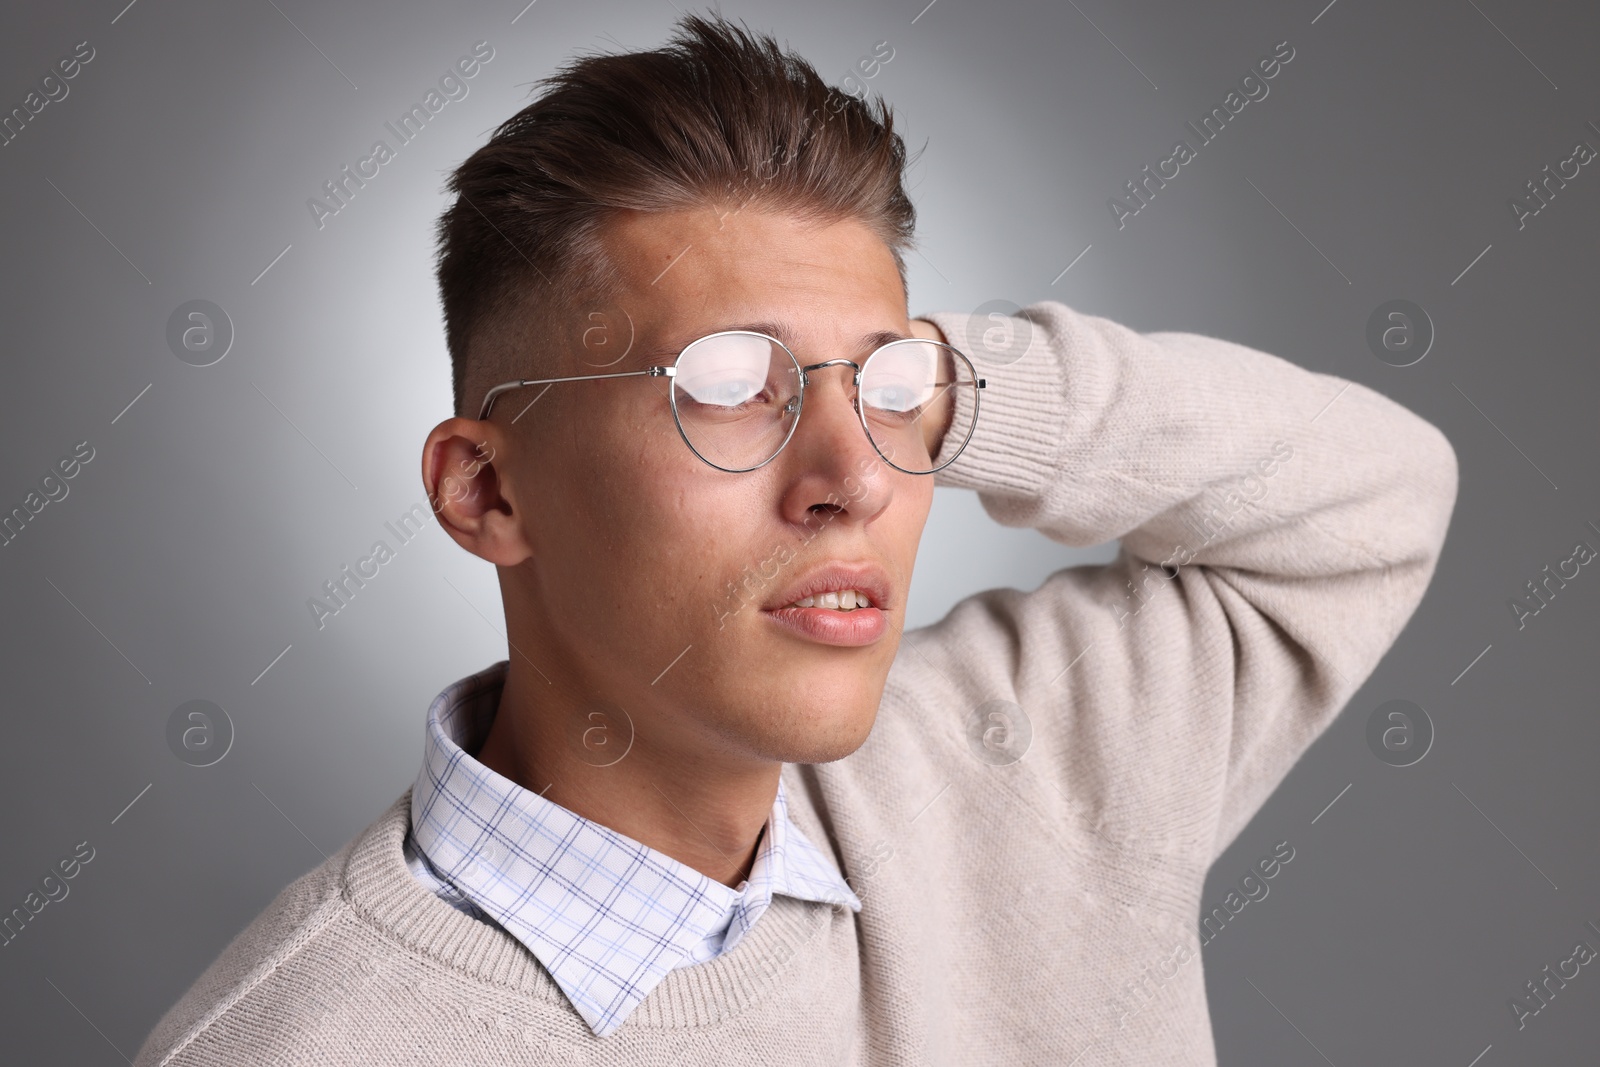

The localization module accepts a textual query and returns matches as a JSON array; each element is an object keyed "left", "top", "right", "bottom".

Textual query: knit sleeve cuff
[{"left": 919, "top": 306, "right": 1071, "bottom": 500}]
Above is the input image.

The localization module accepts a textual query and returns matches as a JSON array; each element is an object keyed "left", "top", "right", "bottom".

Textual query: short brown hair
[{"left": 434, "top": 13, "right": 918, "bottom": 419}]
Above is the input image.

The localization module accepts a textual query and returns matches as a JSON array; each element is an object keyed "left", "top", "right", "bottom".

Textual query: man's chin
[
  {"left": 764, "top": 729, "right": 876, "bottom": 766},
  {"left": 722, "top": 699, "right": 881, "bottom": 766},
  {"left": 694, "top": 632, "right": 893, "bottom": 761}
]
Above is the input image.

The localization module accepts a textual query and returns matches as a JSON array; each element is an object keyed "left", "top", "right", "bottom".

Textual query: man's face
[{"left": 494, "top": 206, "right": 933, "bottom": 769}]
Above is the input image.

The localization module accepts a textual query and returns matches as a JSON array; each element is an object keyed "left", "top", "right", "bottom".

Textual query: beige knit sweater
[{"left": 135, "top": 300, "right": 1458, "bottom": 1066}]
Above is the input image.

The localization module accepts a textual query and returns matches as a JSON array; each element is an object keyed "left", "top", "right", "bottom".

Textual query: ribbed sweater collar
[{"left": 339, "top": 786, "right": 844, "bottom": 1032}]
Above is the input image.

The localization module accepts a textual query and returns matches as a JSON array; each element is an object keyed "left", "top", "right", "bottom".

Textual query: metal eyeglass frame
[{"left": 476, "top": 329, "right": 988, "bottom": 475}]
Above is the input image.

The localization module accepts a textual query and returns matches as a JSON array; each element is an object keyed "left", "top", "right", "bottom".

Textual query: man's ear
[{"left": 421, "top": 417, "right": 533, "bottom": 567}]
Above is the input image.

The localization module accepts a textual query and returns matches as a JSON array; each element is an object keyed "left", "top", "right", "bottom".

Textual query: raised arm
[{"left": 894, "top": 300, "right": 1458, "bottom": 861}]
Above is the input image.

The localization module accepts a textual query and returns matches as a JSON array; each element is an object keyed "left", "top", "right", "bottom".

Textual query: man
[{"left": 136, "top": 14, "right": 1458, "bottom": 1066}]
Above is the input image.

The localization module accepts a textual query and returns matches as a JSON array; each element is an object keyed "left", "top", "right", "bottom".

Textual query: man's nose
[
  {"left": 773, "top": 360, "right": 896, "bottom": 531},
  {"left": 795, "top": 362, "right": 870, "bottom": 455}
]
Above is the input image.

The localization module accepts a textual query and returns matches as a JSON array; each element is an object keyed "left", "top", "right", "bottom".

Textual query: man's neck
[{"left": 475, "top": 658, "right": 780, "bottom": 888}]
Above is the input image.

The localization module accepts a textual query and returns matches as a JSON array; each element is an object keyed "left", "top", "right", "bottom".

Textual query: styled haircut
[{"left": 434, "top": 13, "right": 918, "bottom": 419}]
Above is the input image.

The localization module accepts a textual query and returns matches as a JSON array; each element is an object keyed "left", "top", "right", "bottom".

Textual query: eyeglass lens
[{"left": 669, "top": 332, "right": 977, "bottom": 473}]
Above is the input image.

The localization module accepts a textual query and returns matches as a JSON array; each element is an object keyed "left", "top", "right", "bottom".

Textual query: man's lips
[
  {"left": 762, "top": 560, "right": 892, "bottom": 613},
  {"left": 707, "top": 557, "right": 896, "bottom": 646},
  {"left": 761, "top": 603, "right": 888, "bottom": 646}
]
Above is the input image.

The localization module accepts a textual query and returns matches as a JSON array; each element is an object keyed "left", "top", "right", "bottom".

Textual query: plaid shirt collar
[{"left": 406, "top": 661, "right": 861, "bottom": 1038}]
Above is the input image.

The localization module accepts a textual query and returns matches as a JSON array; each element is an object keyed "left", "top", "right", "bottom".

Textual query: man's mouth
[
  {"left": 760, "top": 562, "right": 893, "bottom": 644},
  {"left": 778, "top": 589, "right": 875, "bottom": 611}
]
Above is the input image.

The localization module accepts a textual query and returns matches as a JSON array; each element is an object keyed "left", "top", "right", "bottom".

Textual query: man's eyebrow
[{"left": 657, "top": 321, "right": 911, "bottom": 358}]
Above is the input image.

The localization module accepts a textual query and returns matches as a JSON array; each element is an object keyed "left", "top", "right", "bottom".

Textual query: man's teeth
[{"left": 786, "top": 589, "right": 873, "bottom": 610}]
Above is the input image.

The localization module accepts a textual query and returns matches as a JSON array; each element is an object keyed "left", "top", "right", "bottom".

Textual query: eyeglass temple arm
[{"left": 478, "top": 365, "right": 676, "bottom": 420}]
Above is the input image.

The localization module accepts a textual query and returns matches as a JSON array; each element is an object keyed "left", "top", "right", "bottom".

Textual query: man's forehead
[
  {"left": 595, "top": 209, "right": 908, "bottom": 357},
  {"left": 647, "top": 319, "right": 912, "bottom": 360},
  {"left": 601, "top": 207, "right": 899, "bottom": 290}
]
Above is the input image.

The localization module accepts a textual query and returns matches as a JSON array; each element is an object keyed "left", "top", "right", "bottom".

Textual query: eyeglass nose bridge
[{"left": 798, "top": 357, "right": 863, "bottom": 387}]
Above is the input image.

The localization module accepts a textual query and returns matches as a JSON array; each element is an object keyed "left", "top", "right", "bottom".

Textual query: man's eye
[
  {"left": 863, "top": 383, "right": 921, "bottom": 413},
  {"left": 690, "top": 378, "right": 764, "bottom": 406}
]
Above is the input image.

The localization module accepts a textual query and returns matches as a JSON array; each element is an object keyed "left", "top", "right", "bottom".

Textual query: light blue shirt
[{"left": 403, "top": 660, "right": 862, "bottom": 1038}]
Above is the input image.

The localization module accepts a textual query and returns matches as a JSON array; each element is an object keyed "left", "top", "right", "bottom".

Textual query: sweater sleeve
[{"left": 902, "top": 299, "right": 1458, "bottom": 862}]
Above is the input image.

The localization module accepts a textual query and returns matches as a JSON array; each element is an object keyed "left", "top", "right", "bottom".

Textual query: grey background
[{"left": 1, "top": 0, "right": 1595, "bottom": 1062}]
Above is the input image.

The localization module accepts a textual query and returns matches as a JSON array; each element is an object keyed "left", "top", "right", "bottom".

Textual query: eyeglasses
[{"left": 478, "top": 330, "right": 986, "bottom": 475}]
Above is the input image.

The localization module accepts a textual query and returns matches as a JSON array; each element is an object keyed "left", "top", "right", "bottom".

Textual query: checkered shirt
[{"left": 402, "top": 660, "right": 862, "bottom": 1038}]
